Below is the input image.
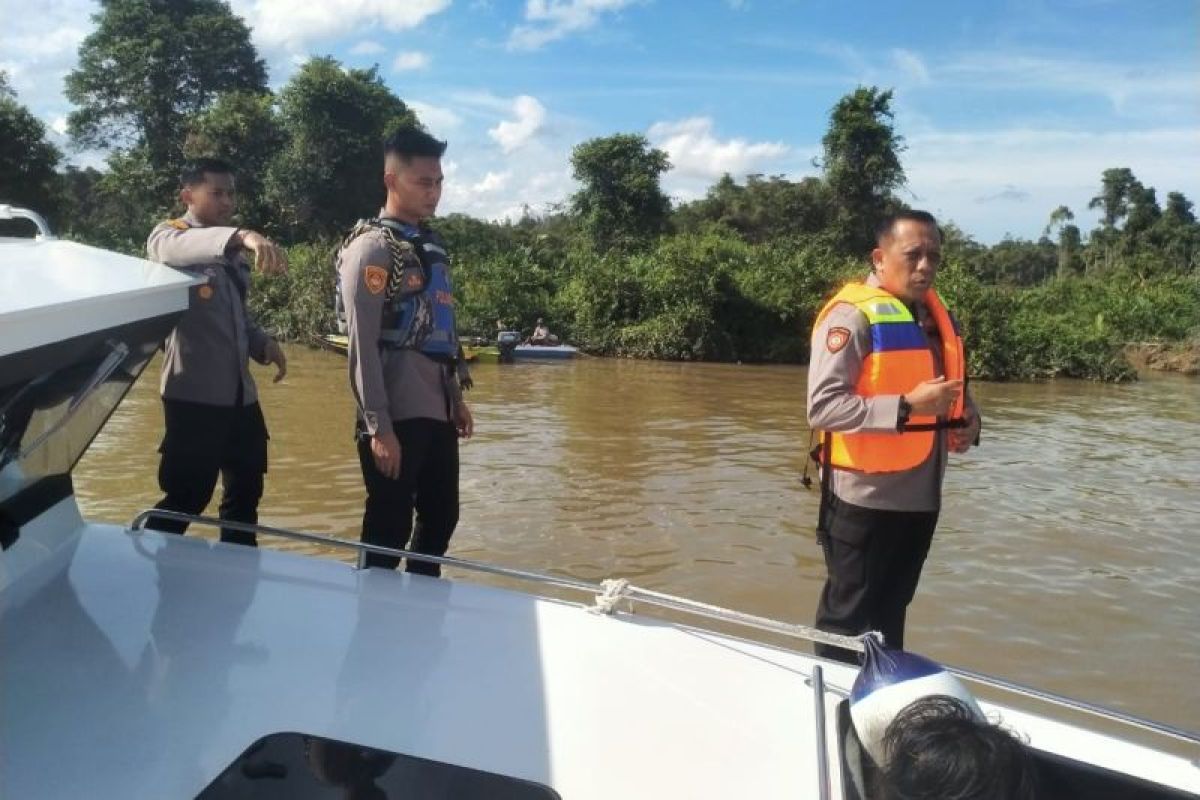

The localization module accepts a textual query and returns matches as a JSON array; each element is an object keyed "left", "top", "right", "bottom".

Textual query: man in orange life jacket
[{"left": 807, "top": 210, "right": 981, "bottom": 664}]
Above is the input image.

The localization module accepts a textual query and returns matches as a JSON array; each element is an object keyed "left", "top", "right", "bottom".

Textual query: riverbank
[
  {"left": 1124, "top": 341, "right": 1200, "bottom": 375},
  {"left": 251, "top": 241, "right": 1200, "bottom": 383}
]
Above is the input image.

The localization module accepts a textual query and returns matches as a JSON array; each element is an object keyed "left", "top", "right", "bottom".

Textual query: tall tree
[
  {"left": 1155, "top": 191, "right": 1200, "bottom": 273},
  {"left": 1044, "top": 205, "right": 1081, "bottom": 279},
  {"left": 1162, "top": 191, "right": 1196, "bottom": 226},
  {"left": 1087, "top": 167, "right": 1140, "bottom": 231},
  {"left": 0, "top": 72, "right": 64, "bottom": 228},
  {"left": 264, "top": 57, "right": 418, "bottom": 241},
  {"left": 185, "top": 91, "right": 284, "bottom": 231},
  {"left": 65, "top": 0, "right": 266, "bottom": 182},
  {"left": 820, "top": 86, "right": 906, "bottom": 254},
  {"left": 1087, "top": 167, "right": 1144, "bottom": 272},
  {"left": 570, "top": 133, "right": 671, "bottom": 252}
]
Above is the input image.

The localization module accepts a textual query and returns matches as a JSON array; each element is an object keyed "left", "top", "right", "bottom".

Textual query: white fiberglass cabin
[{"left": 1, "top": 206, "right": 1198, "bottom": 798}]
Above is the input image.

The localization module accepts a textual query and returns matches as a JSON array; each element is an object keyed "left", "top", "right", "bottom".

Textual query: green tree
[
  {"left": 0, "top": 72, "right": 64, "bottom": 228},
  {"left": 264, "top": 58, "right": 418, "bottom": 241},
  {"left": 1087, "top": 167, "right": 1139, "bottom": 230},
  {"left": 820, "top": 86, "right": 905, "bottom": 253},
  {"left": 1044, "top": 205, "right": 1082, "bottom": 279},
  {"left": 674, "top": 173, "right": 830, "bottom": 243},
  {"left": 569, "top": 133, "right": 671, "bottom": 252},
  {"left": 185, "top": 91, "right": 284, "bottom": 231},
  {"left": 65, "top": 0, "right": 266, "bottom": 184},
  {"left": 1152, "top": 191, "right": 1200, "bottom": 273}
]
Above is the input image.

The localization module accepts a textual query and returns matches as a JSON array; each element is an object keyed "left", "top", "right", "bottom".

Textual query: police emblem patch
[
  {"left": 826, "top": 326, "right": 851, "bottom": 353},
  {"left": 364, "top": 265, "right": 388, "bottom": 295},
  {"left": 198, "top": 285, "right": 214, "bottom": 300}
]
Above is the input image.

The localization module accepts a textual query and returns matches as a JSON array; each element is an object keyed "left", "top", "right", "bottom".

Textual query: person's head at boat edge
[{"left": 881, "top": 695, "right": 1038, "bottom": 800}]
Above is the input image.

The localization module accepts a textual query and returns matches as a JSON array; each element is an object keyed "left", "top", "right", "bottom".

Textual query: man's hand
[
  {"left": 950, "top": 409, "right": 981, "bottom": 453},
  {"left": 371, "top": 428, "right": 401, "bottom": 479},
  {"left": 454, "top": 402, "right": 474, "bottom": 440},
  {"left": 235, "top": 230, "right": 288, "bottom": 275},
  {"left": 904, "top": 375, "right": 964, "bottom": 417},
  {"left": 264, "top": 340, "right": 287, "bottom": 383}
]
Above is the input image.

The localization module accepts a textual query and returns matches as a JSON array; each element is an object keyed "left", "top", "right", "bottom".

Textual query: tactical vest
[
  {"left": 335, "top": 218, "right": 459, "bottom": 360},
  {"left": 813, "top": 283, "right": 966, "bottom": 474}
]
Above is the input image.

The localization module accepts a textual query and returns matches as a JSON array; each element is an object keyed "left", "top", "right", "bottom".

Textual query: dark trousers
[
  {"left": 151, "top": 398, "right": 268, "bottom": 546},
  {"left": 814, "top": 498, "right": 937, "bottom": 664},
  {"left": 356, "top": 418, "right": 459, "bottom": 575}
]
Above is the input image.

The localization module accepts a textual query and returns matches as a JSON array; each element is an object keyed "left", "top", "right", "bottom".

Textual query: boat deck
[{"left": 3, "top": 503, "right": 1197, "bottom": 798}]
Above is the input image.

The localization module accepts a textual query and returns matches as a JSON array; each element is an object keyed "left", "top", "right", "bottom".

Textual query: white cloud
[
  {"left": 488, "top": 95, "right": 547, "bottom": 153},
  {"left": 0, "top": 2, "right": 93, "bottom": 100},
  {"left": 231, "top": 0, "right": 450, "bottom": 49},
  {"left": 648, "top": 117, "right": 789, "bottom": 180},
  {"left": 392, "top": 51, "right": 431, "bottom": 72},
  {"left": 51, "top": 116, "right": 69, "bottom": 136},
  {"left": 349, "top": 40, "right": 385, "bottom": 56},
  {"left": 471, "top": 171, "right": 512, "bottom": 193},
  {"left": 904, "top": 126, "right": 1200, "bottom": 241},
  {"left": 409, "top": 100, "right": 463, "bottom": 134},
  {"left": 891, "top": 49, "right": 930, "bottom": 85},
  {"left": 508, "top": 0, "right": 637, "bottom": 50},
  {"left": 936, "top": 52, "right": 1195, "bottom": 116}
]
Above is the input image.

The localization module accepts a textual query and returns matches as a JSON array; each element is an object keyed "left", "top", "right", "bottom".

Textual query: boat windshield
[
  {"left": 199, "top": 733, "right": 561, "bottom": 799},
  {"left": 0, "top": 327, "right": 161, "bottom": 535}
]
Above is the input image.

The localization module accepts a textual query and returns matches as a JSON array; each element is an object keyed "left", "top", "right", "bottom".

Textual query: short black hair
[
  {"left": 180, "top": 158, "right": 234, "bottom": 188},
  {"left": 876, "top": 209, "right": 940, "bottom": 245},
  {"left": 882, "top": 696, "right": 1037, "bottom": 800},
  {"left": 383, "top": 126, "right": 447, "bottom": 162}
]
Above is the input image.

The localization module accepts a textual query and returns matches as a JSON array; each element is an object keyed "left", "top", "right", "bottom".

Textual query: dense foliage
[{"left": 3, "top": 1, "right": 1198, "bottom": 381}]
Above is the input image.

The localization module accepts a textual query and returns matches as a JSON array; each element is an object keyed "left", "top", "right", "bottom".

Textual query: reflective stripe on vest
[{"left": 814, "top": 283, "right": 966, "bottom": 474}]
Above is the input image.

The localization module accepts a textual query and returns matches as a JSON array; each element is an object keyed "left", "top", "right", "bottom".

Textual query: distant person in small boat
[
  {"left": 528, "top": 318, "right": 560, "bottom": 346},
  {"left": 145, "top": 157, "right": 289, "bottom": 546},
  {"left": 807, "top": 210, "right": 981, "bottom": 663},
  {"left": 879, "top": 696, "right": 1037, "bottom": 800},
  {"left": 335, "top": 125, "right": 473, "bottom": 575}
]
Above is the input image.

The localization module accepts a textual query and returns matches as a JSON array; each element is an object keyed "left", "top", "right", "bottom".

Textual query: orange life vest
[{"left": 814, "top": 283, "right": 966, "bottom": 474}]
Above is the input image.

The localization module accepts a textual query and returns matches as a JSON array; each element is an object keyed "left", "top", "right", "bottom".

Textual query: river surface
[{"left": 76, "top": 347, "right": 1200, "bottom": 733}]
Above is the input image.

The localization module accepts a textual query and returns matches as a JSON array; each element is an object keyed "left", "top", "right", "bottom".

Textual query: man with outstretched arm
[{"left": 146, "top": 157, "right": 288, "bottom": 546}]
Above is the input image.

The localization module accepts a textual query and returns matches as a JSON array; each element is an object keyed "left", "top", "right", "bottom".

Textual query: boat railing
[
  {"left": 128, "top": 509, "right": 1200, "bottom": 749},
  {"left": 0, "top": 205, "right": 55, "bottom": 240}
]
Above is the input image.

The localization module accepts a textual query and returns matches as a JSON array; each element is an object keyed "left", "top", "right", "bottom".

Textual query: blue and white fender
[{"left": 849, "top": 636, "right": 983, "bottom": 766}]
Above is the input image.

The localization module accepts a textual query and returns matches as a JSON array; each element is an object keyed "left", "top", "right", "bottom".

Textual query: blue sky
[{"left": 2, "top": 0, "right": 1197, "bottom": 242}]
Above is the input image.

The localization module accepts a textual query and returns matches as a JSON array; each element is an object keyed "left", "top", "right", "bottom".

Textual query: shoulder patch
[
  {"left": 826, "top": 326, "right": 851, "bottom": 354},
  {"left": 166, "top": 218, "right": 189, "bottom": 230},
  {"left": 363, "top": 265, "right": 389, "bottom": 295}
]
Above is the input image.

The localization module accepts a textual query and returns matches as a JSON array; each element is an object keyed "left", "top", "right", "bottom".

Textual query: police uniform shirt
[
  {"left": 147, "top": 212, "right": 271, "bottom": 407},
  {"left": 336, "top": 222, "right": 456, "bottom": 435},
  {"left": 806, "top": 273, "right": 979, "bottom": 512}
]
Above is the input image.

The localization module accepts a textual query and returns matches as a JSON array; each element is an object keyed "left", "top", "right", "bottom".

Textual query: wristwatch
[{"left": 897, "top": 395, "right": 912, "bottom": 430}]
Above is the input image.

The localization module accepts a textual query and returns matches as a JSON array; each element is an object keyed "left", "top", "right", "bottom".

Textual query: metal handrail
[
  {"left": 812, "top": 664, "right": 832, "bottom": 800},
  {"left": 128, "top": 509, "right": 1200, "bottom": 747},
  {"left": 128, "top": 509, "right": 872, "bottom": 653},
  {"left": 0, "top": 205, "right": 55, "bottom": 240}
]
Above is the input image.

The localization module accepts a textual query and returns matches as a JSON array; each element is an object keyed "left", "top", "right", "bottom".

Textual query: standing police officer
[
  {"left": 807, "top": 210, "right": 981, "bottom": 663},
  {"left": 146, "top": 158, "right": 288, "bottom": 546},
  {"left": 336, "top": 127, "right": 473, "bottom": 575}
]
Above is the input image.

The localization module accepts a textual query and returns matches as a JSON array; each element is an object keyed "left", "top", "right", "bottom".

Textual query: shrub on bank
[
  {"left": 248, "top": 233, "right": 1199, "bottom": 384},
  {"left": 250, "top": 240, "right": 338, "bottom": 343}
]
